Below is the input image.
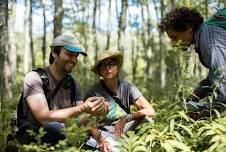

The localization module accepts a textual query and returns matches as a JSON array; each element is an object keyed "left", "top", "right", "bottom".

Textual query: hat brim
[
  {"left": 64, "top": 45, "right": 87, "bottom": 56},
  {"left": 90, "top": 52, "right": 123, "bottom": 76}
]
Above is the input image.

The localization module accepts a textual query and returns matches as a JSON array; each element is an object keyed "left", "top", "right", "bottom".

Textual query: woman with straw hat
[{"left": 84, "top": 51, "right": 156, "bottom": 152}]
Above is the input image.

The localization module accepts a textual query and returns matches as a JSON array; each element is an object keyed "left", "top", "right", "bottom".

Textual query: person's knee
[
  {"left": 42, "top": 121, "right": 65, "bottom": 145},
  {"left": 43, "top": 121, "right": 65, "bottom": 131}
]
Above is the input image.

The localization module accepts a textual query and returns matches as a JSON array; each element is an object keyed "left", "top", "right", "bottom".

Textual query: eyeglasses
[{"left": 100, "top": 62, "right": 117, "bottom": 70}]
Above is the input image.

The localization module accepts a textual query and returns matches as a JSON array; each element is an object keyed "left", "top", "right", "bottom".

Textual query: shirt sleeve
[
  {"left": 128, "top": 83, "right": 142, "bottom": 104},
  {"left": 23, "top": 71, "right": 44, "bottom": 98},
  {"left": 205, "top": 45, "right": 226, "bottom": 102},
  {"left": 198, "top": 25, "right": 226, "bottom": 102}
]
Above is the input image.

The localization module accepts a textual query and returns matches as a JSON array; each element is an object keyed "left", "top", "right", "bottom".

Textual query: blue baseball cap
[{"left": 50, "top": 35, "right": 87, "bottom": 56}]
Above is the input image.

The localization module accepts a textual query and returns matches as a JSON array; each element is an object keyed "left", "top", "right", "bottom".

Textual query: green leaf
[
  {"left": 208, "top": 141, "right": 219, "bottom": 152},
  {"left": 173, "top": 131, "right": 183, "bottom": 142},
  {"left": 170, "top": 119, "right": 175, "bottom": 133},
  {"left": 209, "top": 135, "right": 224, "bottom": 143},
  {"left": 213, "top": 109, "right": 221, "bottom": 119},
  {"left": 166, "top": 140, "right": 191, "bottom": 151},
  {"left": 145, "top": 134, "right": 156, "bottom": 144},
  {"left": 176, "top": 123, "right": 193, "bottom": 137},
  {"left": 161, "top": 142, "right": 175, "bottom": 152},
  {"left": 178, "top": 111, "right": 189, "bottom": 122},
  {"left": 133, "top": 146, "right": 148, "bottom": 152},
  {"left": 162, "top": 126, "right": 169, "bottom": 134}
]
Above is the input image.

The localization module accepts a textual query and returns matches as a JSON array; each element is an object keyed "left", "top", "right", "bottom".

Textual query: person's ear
[
  {"left": 51, "top": 50, "right": 57, "bottom": 58},
  {"left": 117, "top": 66, "right": 120, "bottom": 72}
]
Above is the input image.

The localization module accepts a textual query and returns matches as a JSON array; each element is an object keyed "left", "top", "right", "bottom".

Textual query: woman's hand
[{"left": 114, "top": 116, "right": 127, "bottom": 137}]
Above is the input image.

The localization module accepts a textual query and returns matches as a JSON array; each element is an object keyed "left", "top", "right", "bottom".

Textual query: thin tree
[
  {"left": 117, "top": 0, "right": 128, "bottom": 51},
  {"left": 8, "top": 0, "right": 17, "bottom": 85},
  {"left": 140, "top": 1, "right": 153, "bottom": 81},
  {"left": 131, "top": 32, "right": 139, "bottom": 82},
  {"left": 41, "top": 0, "right": 47, "bottom": 66},
  {"left": 170, "top": 0, "right": 175, "bottom": 9},
  {"left": 92, "top": 0, "right": 98, "bottom": 60},
  {"left": 153, "top": 0, "right": 166, "bottom": 88},
  {"left": 159, "top": 0, "right": 166, "bottom": 88},
  {"left": 29, "top": 0, "right": 35, "bottom": 68},
  {"left": 0, "top": 0, "right": 9, "bottom": 100},
  {"left": 105, "top": 0, "right": 112, "bottom": 50},
  {"left": 24, "top": 0, "right": 32, "bottom": 74},
  {"left": 54, "top": 0, "right": 63, "bottom": 38}
]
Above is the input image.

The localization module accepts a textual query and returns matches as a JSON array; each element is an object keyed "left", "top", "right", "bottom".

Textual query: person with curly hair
[{"left": 159, "top": 7, "right": 226, "bottom": 119}]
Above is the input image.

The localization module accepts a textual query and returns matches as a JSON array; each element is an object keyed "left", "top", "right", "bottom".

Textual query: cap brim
[{"left": 64, "top": 45, "right": 87, "bottom": 56}]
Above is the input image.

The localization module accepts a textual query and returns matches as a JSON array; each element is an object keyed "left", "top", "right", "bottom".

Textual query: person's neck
[
  {"left": 103, "top": 78, "right": 118, "bottom": 92},
  {"left": 49, "top": 64, "right": 65, "bottom": 81}
]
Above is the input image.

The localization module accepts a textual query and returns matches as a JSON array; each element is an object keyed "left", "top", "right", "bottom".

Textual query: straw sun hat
[{"left": 90, "top": 51, "right": 123, "bottom": 76}]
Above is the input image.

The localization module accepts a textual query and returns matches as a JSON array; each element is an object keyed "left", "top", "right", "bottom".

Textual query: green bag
[{"left": 205, "top": 8, "right": 226, "bottom": 28}]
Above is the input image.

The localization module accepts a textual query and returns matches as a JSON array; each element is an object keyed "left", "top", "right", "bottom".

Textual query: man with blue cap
[{"left": 15, "top": 35, "right": 108, "bottom": 146}]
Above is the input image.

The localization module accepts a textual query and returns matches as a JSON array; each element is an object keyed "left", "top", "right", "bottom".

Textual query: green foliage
[
  {"left": 64, "top": 118, "right": 91, "bottom": 148},
  {"left": 16, "top": 118, "right": 93, "bottom": 152},
  {"left": 0, "top": 98, "right": 19, "bottom": 150},
  {"left": 117, "top": 111, "right": 226, "bottom": 152}
]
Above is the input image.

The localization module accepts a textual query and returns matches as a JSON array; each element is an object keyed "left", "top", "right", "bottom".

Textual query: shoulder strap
[
  {"left": 16, "top": 94, "right": 25, "bottom": 128},
  {"left": 100, "top": 80, "right": 130, "bottom": 114},
  {"left": 64, "top": 74, "right": 77, "bottom": 106},
  {"left": 33, "top": 68, "right": 71, "bottom": 104},
  {"left": 33, "top": 68, "right": 51, "bottom": 103}
]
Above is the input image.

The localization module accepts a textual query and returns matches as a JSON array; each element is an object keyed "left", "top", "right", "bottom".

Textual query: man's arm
[
  {"left": 186, "top": 77, "right": 213, "bottom": 102},
  {"left": 27, "top": 94, "right": 105, "bottom": 124}
]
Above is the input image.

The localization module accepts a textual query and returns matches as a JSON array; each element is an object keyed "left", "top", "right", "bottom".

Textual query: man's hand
[
  {"left": 99, "top": 139, "right": 112, "bottom": 152},
  {"left": 83, "top": 97, "right": 108, "bottom": 115},
  {"left": 114, "top": 116, "right": 127, "bottom": 137}
]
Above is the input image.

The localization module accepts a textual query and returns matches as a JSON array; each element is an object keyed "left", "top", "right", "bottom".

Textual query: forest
[{"left": 1, "top": 0, "right": 226, "bottom": 151}]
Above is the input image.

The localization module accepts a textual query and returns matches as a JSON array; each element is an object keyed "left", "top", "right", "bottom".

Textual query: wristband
[{"left": 126, "top": 114, "right": 133, "bottom": 122}]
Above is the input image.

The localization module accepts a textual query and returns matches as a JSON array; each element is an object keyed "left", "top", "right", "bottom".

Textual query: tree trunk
[
  {"left": 54, "top": 0, "right": 63, "bottom": 38},
  {"left": 117, "top": 0, "right": 128, "bottom": 51},
  {"left": 24, "top": 0, "right": 32, "bottom": 74},
  {"left": 92, "top": 0, "right": 98, "bottom": 60},
  {"left": 81, "top": 2, "right": 89, "bottom": 84},
  {"left": 141, "top": 2, "right": 153, "bottom": 81},
  {"left": 170, "top": 0, "right": 175, "bottom": 9},
  {"left": 29, "top": 0, "right": 35, "bottom": 68},
  {"left": 0, "top": 0, "right": 9, "bottom": 100},
  {"left": 159, "top": 0, "right": 166, "bottom": 89},
  {"left": 154, "top": 0, "right": 166, "bottom": 89},
  {"left": 115, "top": 0, "right": 119, "bottom": 19},
  {"left": 8, "top": 0, "right": 17, "bottom": 86},
  {"left": 42, "top": 0, "right": 47, "bottom": 66},
  {"left": 105, "top": 0, "right": 112, "bottom": 50},
  {"left": 131, "top": 37, "right": 138, "bottom": 82}
]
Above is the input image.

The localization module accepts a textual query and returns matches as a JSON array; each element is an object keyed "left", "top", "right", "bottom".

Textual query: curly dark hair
[{"left": 159, "top": 7, "right": 203, "bottom": 32}]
